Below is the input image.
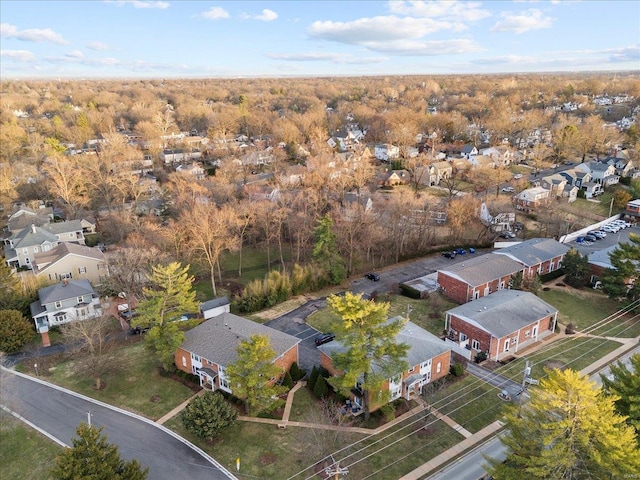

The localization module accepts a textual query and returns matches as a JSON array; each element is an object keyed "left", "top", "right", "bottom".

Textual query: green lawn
[
  {"left": 306, "top": 293, "right": 455, "bottom": 337},
  {"left": 218, "top": 246, "right": 293, "bottom": 286},
  {"left": 165, "top": 407, "right": 463, "bottom": 480},
  {"left": 493, "top": 337, "right": 624, "bottom": 383},
  {"left": 39, "top": 341, "right": 196, "bottom": 420},
  {"left": 0, "top": 410, "right": 60, "bottom": 480},
  {"left": 537, "top": 288, "right": 628, "bottom": 332},
  {"left": 427, "top": 376, "right": 504, "bottom": 433}
]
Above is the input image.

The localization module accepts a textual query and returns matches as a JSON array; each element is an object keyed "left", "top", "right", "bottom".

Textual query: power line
[{"left": 288, "top": 300, "right": 640, "bottom": 479}]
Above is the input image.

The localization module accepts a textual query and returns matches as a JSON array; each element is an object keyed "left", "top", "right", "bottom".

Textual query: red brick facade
[
  {"left": 437, "top": 271, "right": 516, "bottom": 304},
  {"left": 319, "top": 349, "right": 452, "bottom": 412},
  {"left": 447, "top": 313, "right": 555, "bottom": 361},
  {"left": 175, "top": 344, "right": 298, "bottom": 391}
]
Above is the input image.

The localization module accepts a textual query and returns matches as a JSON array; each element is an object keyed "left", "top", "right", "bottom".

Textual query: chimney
[{"left": 31, "top": 224, "right": 36, "bottom": 233}]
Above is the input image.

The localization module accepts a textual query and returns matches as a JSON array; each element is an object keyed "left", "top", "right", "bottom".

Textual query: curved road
[{"left": 0, "top": 367, "right": 236, "bottom": 480}]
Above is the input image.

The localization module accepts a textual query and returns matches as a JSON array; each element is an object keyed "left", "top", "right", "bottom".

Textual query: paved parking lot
[{"left": 569, "top": 223, "right": 639, "bottom": 256}]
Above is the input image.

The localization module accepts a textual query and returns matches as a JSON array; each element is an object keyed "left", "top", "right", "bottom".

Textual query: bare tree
[{"left": 61, "top": 315, "right": 118, "bottom": 390}]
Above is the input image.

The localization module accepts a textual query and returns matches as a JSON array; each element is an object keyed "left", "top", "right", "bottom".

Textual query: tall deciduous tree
[
  {"left": 226, "top": 334, "right": 287, "bottom": 416},
  {"left": 486, "top": 368, "right": 640, "bottom": 479},
  {"left": 312, "top": 214, "right": 346, "bottom": 285},
  {"left": 600, "top": 234, "right": 640, "bottom": 301},
  {"left": 181, "top": 391, "right": 237, "bottom": 441},
  {"left": 134, "top": 262, "right": 199, "bottom": 371},
  {"left": 326, "top": 292, "right": 409, "bottom": 420},
  {"left": 61, "top": 315, "right": 116, "bottom": 390},
  {"left": 181, "top": 202, "right": 239, "bottom": 297},
  {"left": 600, "top": 353, "right": 640, "bottom": 436},
  {"left": 51, "top": 423, "right": 148, "bottom": 480},
  {"left": 0, "top": 309, "right": 34, "bottom": 354},
  {"left": 42, "top": 154, "right": 89, "bottom": 218}
]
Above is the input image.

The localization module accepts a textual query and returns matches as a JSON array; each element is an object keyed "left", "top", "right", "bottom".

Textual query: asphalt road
[{"left": 0, "top": 368, "right": 236, "bottom": 480}]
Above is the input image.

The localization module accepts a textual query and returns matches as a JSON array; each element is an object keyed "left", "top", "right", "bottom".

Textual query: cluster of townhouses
[{"left": 516, "top": 155, "right": 638, "bottom": 212}]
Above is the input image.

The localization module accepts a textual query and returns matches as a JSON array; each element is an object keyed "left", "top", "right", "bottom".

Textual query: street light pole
[{"left": 33, "top": 363, "right": 39, "bottom": 376}]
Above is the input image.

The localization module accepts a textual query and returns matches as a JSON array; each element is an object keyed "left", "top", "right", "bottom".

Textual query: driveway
[
  {"left": 266, "top": 253, "right": 479, "bottom": 371},
  {"left": 0, "top": 368, "right": 236, "bottom": 480}
]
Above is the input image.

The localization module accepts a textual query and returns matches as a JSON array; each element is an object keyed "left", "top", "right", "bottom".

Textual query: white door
[{"left": 504, "top": 338, "right": 510, "bottom": 352}]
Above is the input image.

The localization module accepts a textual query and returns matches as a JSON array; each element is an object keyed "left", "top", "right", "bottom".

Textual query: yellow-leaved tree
[{"left": 486, "top": 368, "right": 640, "bottom": 479}]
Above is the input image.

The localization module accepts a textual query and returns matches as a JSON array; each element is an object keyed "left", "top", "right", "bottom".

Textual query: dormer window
[
  {"left": 55, "top": 301, "right": 62, "bottom": 309},
  {"left": 77, "top": 296, "right": 84, "bottom": 303}
]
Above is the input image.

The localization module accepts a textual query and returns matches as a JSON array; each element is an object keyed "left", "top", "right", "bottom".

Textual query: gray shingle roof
[
  {"left": 438, "top": 253, "right": 523, "bottom": 287},
  {"left": 588, "top": 245, "right": 618, "bottom": 270},
  {"left": 180, "top": 312, "right": 300, "bottom": 367},
  {"left": 10, "top": 225, "right": 58, "bottom": 248},
  {"left": 200, "top": 296, "right": 230, "bottom": 311},
  {"left": 492, "top": 238, "right": 570, "bottom": 267},
  {"left": 317, "top": 319, "right": 450, "bottom": 370},
  {"left": 38, "top": 279, "right": 96, "bottom": 304},
  {"left": 446, "top": 290, "right": 558, "bottom": 338},
  {"left": 34, "top": 242, "right": 104, "bottom": 267},
  {"left": 43, "top": 219, "right": 83, "bottom": 235}
]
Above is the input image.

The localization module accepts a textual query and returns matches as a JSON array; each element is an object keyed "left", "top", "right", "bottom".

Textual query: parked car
[
  {"left": 442, "top": 251, "right": 456, "bottom": 259},
  {"left": 589, "top": 231, "right": 606, "bottom": 239},
  {"left": 584, "top": 234, "right": 597, "bottom": 242},
  {"left": 513, "top": 221, "right": 524, "bottom": 231},
  {"left": 468, "top": 247, "right": 476, "bottom": 254},
  {"left": 500, "top": 231, "right": 516, "bottom": 239},
  {"left": 513, "top": 174, "right": 523, "bottom": 180},
  {"left": 128, "top": 324, "right": 150, "bottom": 335},
  {"left": 365, "top": 272, "right": 380, "bottom": 281},
  {"left": 501, "top": 186, "right": 515, "bottom": 193},
  {"left": 315, "top": 333, "right": 335, "bottom": 346},
  {"left": 454, "top": 248, "right": 466, "bottom": 255},
  {"left": 602, "top": 224, "right": 619, "bottom": 233}
]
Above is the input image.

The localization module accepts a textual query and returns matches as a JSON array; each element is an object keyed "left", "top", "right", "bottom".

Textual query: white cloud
[
  {"left": 490, "top": 9, "right": 554, "bottom": 34},
  {"left": 0, "top": 49, "right": 36, "bottom": 62},
  {"left": 308, "top": 16, "right": 454, "bottom": 44},
  {"left": 268, "top": 51, "right": 386, "bottom": 64},
  {"left": 255, "top": 9, "right": 278, "bottom": 22},
  {"left": 387, "top": 0, "right": 491, "bottom": 22},
  {"left": 200, "top": 6, "right": 230, "bottom": 20},
  {"left": 0, "top": 23, "right": 68, "bottom": 45},
  {"left": 364, "top": 38, "right": 483, "bottom": 56},
  {"left": 66, "top": 50, "right": 84, "bottom": 59},
  {"left": 86, "top": 41, "right": 109, "bottom": 51},
  {"left": 108, "top": 1, "right": 169, "bottom": 9}
]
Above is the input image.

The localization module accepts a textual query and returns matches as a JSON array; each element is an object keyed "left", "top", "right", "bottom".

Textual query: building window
[
  {"left": 459, "top": 333, "right": 467, "bottom": 341},
  {"left": 473, "top": 291, "right": 479, "bottom": 300},
  {"left": 77, "top": 296, "right": 84, "bottom": 303},
  {"left": 34, "top": 247, "right": 39, "bottom": 253},
  {"left": 78, "top": 266, "right": 86, "bottom": 274},
  {"left": 192, "top": 354, "right": 200, "bottom": 362},
  {"left": 55, "top": 301, "right": 62, "bottom": 309},
  {"left": 60, "top": 272, "right": 71, "bottom": 280},
  {"left": 525, "top": 330, "right": 530, "bottom": 337},
  {"left": 472, "top": 339, "right": 480, "bottom": 350},
  {"left": 436, "top": 362, "right": 441, "bottom": 373}
]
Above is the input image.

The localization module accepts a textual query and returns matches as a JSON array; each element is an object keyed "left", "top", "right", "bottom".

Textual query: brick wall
[
  {"left": 175, "top": 347, "right": 193, "bottom": 374},
  {"left": 437, "top": 271, "right": 471, "bottom": 303},
  {"left": 275, "top": 345, "right": 299, "bottom": 375},
  {"left": 450, "top": 315, "right": 493, "bottom": 353}
]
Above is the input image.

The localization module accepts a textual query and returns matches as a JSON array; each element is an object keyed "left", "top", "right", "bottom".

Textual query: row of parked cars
[{"left": 577, "top": 219, "right": 632, "bottom": 244}]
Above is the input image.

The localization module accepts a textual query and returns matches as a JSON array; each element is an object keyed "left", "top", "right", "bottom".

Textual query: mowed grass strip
[
  {"left": 491, "top": 337, "right": 624, "bottom": 383},
  {"left": 164, "top": 416, "right": 368, "bottom": 479},
  {"left": 427, "top": 376, "right": 503, "bottom": 433},
  {"left": 537, "top": 288, "right": 625, "bottom": 331},
  {"left": 0, "top": 410, "right": 60, "bottom": 480},
  {"left": 41, "top": 341, "right": 196, "bottom": 420}
]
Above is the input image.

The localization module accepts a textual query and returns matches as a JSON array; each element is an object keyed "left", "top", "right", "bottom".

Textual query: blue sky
[{"left": 1, "top": 0, "right": 638, "bottom": 78}]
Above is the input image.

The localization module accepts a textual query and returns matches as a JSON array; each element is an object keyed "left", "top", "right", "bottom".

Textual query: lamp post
[{"left": 33, "top": 363, "right": 39, "bottom": 377}]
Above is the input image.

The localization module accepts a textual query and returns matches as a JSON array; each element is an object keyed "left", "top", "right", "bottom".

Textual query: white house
[
  {"left": 30, "top": 279, "right": 102, "bottom": 346},
  {"left": 374, "top": 144, "right": 400, "bottom": 162}
]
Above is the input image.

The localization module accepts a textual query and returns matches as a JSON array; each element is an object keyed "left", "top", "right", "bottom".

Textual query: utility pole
[
  {"left": 609, "top": 196, "right": 614, "bottom": 218},
  {"left": 521, "top": 359, "right": 531, "bottom": 392},
  {"left": 325, "top": 456, "right": 349, "bottom": 479},
  {"left": 87, "top": 411, "right": 92, "bottom": 427}
]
